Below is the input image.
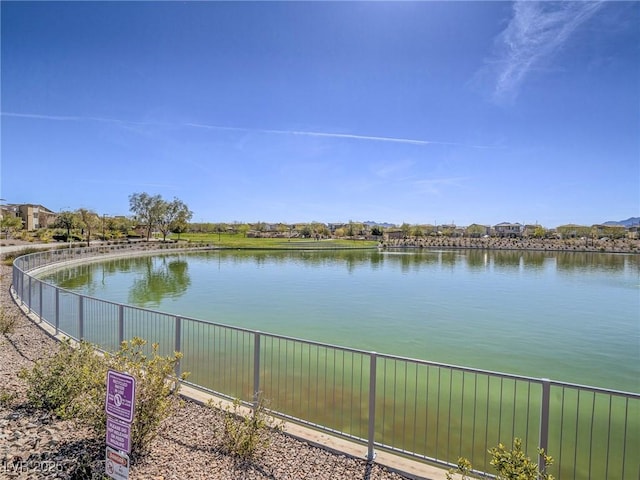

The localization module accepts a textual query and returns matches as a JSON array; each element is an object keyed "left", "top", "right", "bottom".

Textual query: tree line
[{"left": 2, "top": 191, "right": 632, "bottom": 243}]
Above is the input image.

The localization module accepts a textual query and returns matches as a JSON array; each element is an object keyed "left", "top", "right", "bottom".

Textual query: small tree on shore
[
  {"left": 1, "top": 215, "right": 23, "bottom": 239},
  {"left": 130, "top": 193, "right": 192, "bottom": 242},
  {"left": 158, "top": 198, "right": 193, "bottom": 242},
  {"left": 77, "top": 208, "right": 100, "bottom": 246},
  {"left": 466, "top": 224, "right": 487, "bottom": 238},
  {"left": 54, "top": 211, "right": 78, "bottom": 240},
  {"left": 129, "top": 193, "right": 164, "bottom": 241}
]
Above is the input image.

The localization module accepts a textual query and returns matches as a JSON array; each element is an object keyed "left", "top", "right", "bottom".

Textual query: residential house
[
  {"left": 385, "top": 229, "right": 407, "bottom": 240},
  {"left": 437, "top": 224, "right": 458, "bottom": 236},
  {"left": 493, "top": 222, "right": 523, "bottom": 238},
  {"left": 13, "top": 204, "right": 56, "bottom": 231},
  {"left": 465, "top": 224, "right": 491, "bottom": 237},
  {"left": 327, "top": 223, "right": 347, "bottom": 233},
  {"left": 592, "top": 224, "right": 627, "bottom": 240},
  {"left": 522, "top": 224, "right": 545, "bottom": 238}
]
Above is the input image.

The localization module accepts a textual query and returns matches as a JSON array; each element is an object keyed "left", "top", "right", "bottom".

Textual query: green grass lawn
[{"left": 176, "top": 232, "right": 379, "bottom": 249}]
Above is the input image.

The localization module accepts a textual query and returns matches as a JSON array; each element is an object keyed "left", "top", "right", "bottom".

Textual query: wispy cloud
[
  {"left": 3, "top": 112, "right": 496, "bottom": 149},
  {"left": 489, "top": 1, "right": 604, "bottom": 102}
]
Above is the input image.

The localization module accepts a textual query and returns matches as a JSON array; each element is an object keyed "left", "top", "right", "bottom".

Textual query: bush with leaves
[
  {"left": 19, "top": 337, "right": 186, "bottom": 461},
  {"left": 0, "top": 305, "right": 17, "bottom": 335},
  {"left": 0, "top": 388, "right": 17, "bottom": 407},
  {"left": 107, "top": 337, "right": 186, "bottom": 458},
  {"left": 490, "top": 438, "right": 554, "bottom": 480},
  {"left": 214, "top": 393, "right": 284, "bottom": 461},
  {"left": 0, "top": 272, "right": 17, "bottom": 334},
  {"left": 18, "top": 339, "right": 106, "bottom": 420},
  {"left": 446, "top": 437, "right": 554, "bottom": 480}
]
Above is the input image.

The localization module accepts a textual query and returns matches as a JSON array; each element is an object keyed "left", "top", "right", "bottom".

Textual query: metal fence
[{"left": 11, "top": 246, "right": 640, "bottom": 479}]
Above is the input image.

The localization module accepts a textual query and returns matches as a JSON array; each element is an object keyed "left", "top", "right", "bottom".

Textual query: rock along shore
[{"left": 380, "top": 236, "right": 639, "bottom": 253}]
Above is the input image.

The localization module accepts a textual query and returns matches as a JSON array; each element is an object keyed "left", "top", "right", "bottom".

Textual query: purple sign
[
  {"left": 106, "top": 416, "right": 131, "bottom": 453},
  {"left": 105, "top": 370, "right": 136, "bottom": 424}
]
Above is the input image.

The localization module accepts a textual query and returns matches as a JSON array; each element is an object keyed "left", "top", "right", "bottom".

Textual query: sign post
[
  {"left": 106, "top": 417, "right": 132, "bottom": 454},
  {"left": 105, "top": 446, "right": 130, "bottom": 480},
  {"left": 105, "top": 370, "right": 136, "bottom": 480}
]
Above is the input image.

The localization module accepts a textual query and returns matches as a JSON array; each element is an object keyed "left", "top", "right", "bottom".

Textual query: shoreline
[
  {"left": 380, "top": 236, "right": 639, "bottom": 254},
  {"left": 2, "top": 236, "right": 639, "bottom": 255}
]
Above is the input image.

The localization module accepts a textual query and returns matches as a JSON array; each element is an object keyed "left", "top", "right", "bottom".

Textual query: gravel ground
[{"left": 0, "top": 264, "right": 410, "bottom": 480}]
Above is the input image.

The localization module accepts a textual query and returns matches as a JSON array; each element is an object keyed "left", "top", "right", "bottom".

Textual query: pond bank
[{"left": 381, "top": 236, "right": 639, "bottom": 253}]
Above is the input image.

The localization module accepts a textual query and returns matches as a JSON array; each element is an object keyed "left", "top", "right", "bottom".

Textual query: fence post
[
  {"left": 55, "top": 288, "right": 60, "bottom": 335},
  {"left": 20, "top": 272, "right": 27, "bottom": 305},
  {"left": 174, "top": 316, "right": 182, "bottom": 377},
  {"left": 253, "top": 332, "right": 261, "bottom": 407},
  {"left": 38, "top": 281, "right": 43, "bottom": 319},
  {"left": 118, "top": 304, "right": 124, "bottom": 346},
  {"left": 27, "top": 276, "right": 32, "bottom": 313},
  {"left": 78, "top": 296, "right": 84, "bottom": 341},
  {"left": 368, "top": 352, "right": 377, "bottom": 461},
  {"left": 538, "top": 378, "right": 551, "bottom": 475}
]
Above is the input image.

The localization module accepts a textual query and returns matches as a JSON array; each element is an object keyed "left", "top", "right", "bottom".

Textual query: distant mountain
[
  {"left": 603, "top": 217, "right": 640, "bottom": 227},
  {"left": 363, "top": 220, "right": 396, "bottom": 228}
]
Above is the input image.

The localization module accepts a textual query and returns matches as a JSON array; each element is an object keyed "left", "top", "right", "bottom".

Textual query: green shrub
[
  {"left": 490, "top": 438, "right": 554, "bottom": 480},
  {"left": 214, "top": 393, "right": 283, "bottom": 461},
  {"left": 446, "top": 437, "right": 554, "bottom": 480},
  {"left": 19, "top": 337, "right": 186, "bottom": 461},
  {"left": 18, "top": 340, "right": 106, "bottom": 419},
  {"left": 0, "top": 388, "right": 17, "bottom": 407},
  {"left": 36, "top": 229, "right": 53, "bottom": 242},
  {"left": 107, "top": 338, "right": 186, "bottom": 458},
  {"left": 1, "top": 246, "right": 46, "bottom": 265},
  {"left": 0, "top": 305, "right": 17, "bottom": 335}
]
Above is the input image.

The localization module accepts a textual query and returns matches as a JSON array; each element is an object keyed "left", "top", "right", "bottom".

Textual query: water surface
[{"left": 42, "top": 249, "right": 640, "bottom": 392}]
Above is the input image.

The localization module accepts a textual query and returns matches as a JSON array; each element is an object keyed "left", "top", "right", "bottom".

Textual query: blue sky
[{"left": 1, "top": 1, "right": 638, "bottom": 227}]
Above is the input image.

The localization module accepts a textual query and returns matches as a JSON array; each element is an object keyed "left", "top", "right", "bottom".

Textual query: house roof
[{"left": 16, "top": 204, "right": 56, "bottom": 213}]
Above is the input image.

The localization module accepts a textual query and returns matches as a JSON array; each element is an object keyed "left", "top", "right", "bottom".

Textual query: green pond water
[{"left": 41, "top": 249, "right": 639, "bottom": 393}]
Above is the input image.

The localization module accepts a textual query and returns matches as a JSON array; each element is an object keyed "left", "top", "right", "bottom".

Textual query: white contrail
[
  {"left": 3, "top": 112, "right": 495, "bottom": 148},
  {"left": 186, "top": 121, "right": 441, "bottom": 145},
  {"left": 1, "top": 111, "right": 158, "bottom": 126},
  {"left": 281, "top": 129, "right": 442, "bottom": 146},
  {"left": 187, "top": 122, "right": 495, "bottom": 148}
]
